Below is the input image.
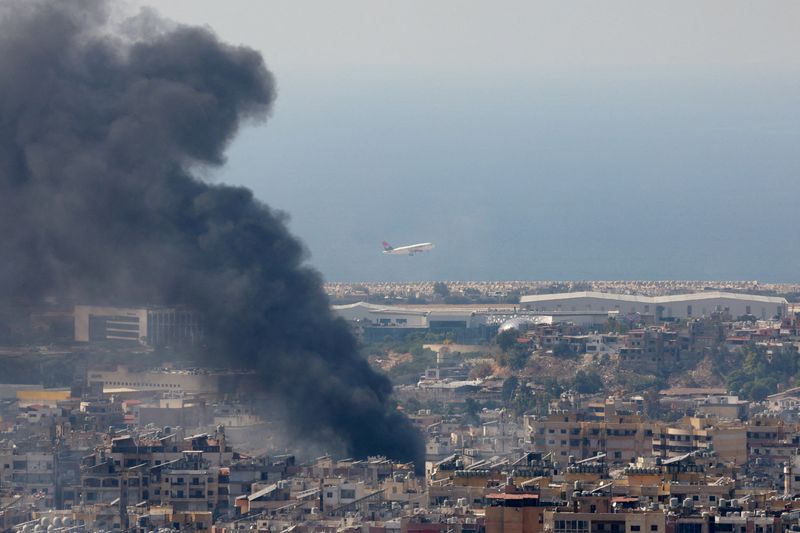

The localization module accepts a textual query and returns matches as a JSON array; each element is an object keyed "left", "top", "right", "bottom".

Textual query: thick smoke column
[{"left": 0, "top": 1, "right": 423, "bottom": 465}]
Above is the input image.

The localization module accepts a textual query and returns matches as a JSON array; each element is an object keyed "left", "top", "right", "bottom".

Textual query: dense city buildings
[{"left": 2, "top": 286, "right": 800, "bottom": 531}]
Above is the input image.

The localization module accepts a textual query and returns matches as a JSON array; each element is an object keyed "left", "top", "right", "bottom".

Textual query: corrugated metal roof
[
  {"left": 520, "top": 291, "right": 787, "bottom": 305},
  {"left": 248, "top": 484, "right": 279, "bottom": 501}
]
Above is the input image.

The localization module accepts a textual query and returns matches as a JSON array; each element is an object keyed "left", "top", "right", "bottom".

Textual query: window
[
  {"left": 651, "top": 527, "right": 658, "bottom": 532},
  {"left": 687, "top": 305, "right": 692, "bottom": 316},
  {"left": 631, "top": 526, "right": 641, "bottom": 532},
  {"left": 554, "top": 519, "right": 589, "bottom": 533},
  {"left": 340, "top": 489, "right": 356, "bottom": 499},
  {"left": 677, "top": 524, "right": 701, "bottom": 533}
]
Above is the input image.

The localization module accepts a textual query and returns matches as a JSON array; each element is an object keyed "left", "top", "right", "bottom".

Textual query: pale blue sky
[{"left": 140, "top": 2, "right": 800, "bottom": 282}]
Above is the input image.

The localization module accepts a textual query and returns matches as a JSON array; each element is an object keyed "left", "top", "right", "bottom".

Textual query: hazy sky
[{"left": 140, "top": 1, "right": 800, "bottom": 282}]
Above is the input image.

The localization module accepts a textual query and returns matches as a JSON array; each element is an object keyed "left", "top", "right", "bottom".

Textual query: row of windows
[
  {"left": 105, "top": 381, "right": 180, "bottom": 388},
  {"left": 164, "top": 477, "right": 215, "bottom": 484},
  {"left": 8, "top": 461, "right": 54, "bottom": 470},
  {"left": 554, "top": 520, "right": 589, "bottom": 533}
]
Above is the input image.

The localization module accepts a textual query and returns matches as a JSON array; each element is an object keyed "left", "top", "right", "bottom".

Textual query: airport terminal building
[{"left": 519, "top": 291, "right": 788, "bottom": 320}]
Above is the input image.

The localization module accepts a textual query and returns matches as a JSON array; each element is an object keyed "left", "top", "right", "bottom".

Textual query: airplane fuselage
[{"left": 382, "top": 242, "right": 434, "bottom": 255}]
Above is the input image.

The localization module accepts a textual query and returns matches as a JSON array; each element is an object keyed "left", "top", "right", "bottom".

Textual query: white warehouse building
[
  {"left": 332, "top": 301, "right": 480, "bottom": 328},
  {"left": 519, "top": 291, "right": 787, "bottom": 320}
]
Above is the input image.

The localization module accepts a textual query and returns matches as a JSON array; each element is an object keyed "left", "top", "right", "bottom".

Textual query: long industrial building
[
  {"left": 519, "top": 291, "right": 788, "bottom": 320},
  {"left": 332, "top": 301, "right": 496, "bottom": 342}
]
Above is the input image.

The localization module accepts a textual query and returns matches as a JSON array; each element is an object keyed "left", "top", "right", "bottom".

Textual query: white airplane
[{"left": 382, "top": 241, "right": 434, "bottom": 255}]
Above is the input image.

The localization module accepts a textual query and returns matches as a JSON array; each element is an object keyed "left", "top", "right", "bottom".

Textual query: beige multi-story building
[
  {"left": 544, "top": 509, "right": 665, "bottom": 533},
  {"left": 0, "top": 450, "right": 56, "bottom": 507},
  {"left": 652, "top": 417, "right": 747, "bottom": 465},
  {"left": 485, "top": 491, "right": 544, "bottom": 533},
  {"left": 527, "top": 406, "right": 661, "bottom": 463},
  {"left": 156, "top": 452, "right": 228, "bottom": 513}
]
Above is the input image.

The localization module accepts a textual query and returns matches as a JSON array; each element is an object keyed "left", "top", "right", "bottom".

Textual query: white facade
[
  {"left": 322, "top": 480, "right": 366, "bottom": 508},
  {"left": 88, "top": 365, "right": 220, "bottom": 394},
  {"left": 74, "top": 305, "right": 148, "bottom": 342},
  {"left": 332, "top": 302, "right": 428, "bottom": 327},
  {"left": 520, "top": 291, "right": 787, "bottom": 320},
  {"left": 332, "top": 302, "right": 480, "bottom": 328}
]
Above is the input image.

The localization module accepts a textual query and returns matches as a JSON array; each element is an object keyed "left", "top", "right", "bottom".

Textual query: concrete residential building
[
  {"left": 652, "top": 417, "right": 747, "bottom": 464},
  {"left": 527, "top": 408, "right": 660, "bottom": 463}
]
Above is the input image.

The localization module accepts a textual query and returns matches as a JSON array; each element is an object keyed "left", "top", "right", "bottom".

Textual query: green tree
[
  {"left": 464, "top": 398, "right": 481, "bottom": 426},
  {"left": 502, "top": 376, "right": 519, "bottom": 402},
  {"left": 470, "top": 361, "right": 494, "bottom": 380},
  {"left": 496, "top": 330, "right": 518, "bottom": 352},
  {"left": 552, "top": 341, "right": 577, "bottom": 358},
  {"left": 497, "top": 345, "right": 530, "bottom": 369},
  {"left": 573, "top": 369, "right": 603, "bottom": 394},
  {"left": 511, "top": 384, "right": 537, "bottom": 417},
  {"left": 433, "top": 282, "right": 450, "bottom": 298},
  {"left": 726, "top": 344, "right": 798, "bottom": 400}
]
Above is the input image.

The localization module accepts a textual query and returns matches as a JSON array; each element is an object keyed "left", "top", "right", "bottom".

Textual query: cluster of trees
[
  {"left": 573, "top": 369, "right": 604, "bottom": 394},
  {"left": 501, "top": 376, "right": 538, "bottom": 417},
  {"left": 363, "top": 333, "right": 442, "bottom": 385},
  {"left": 494, "top": 330, "right": 531, "bottom": 369},
  {"left": 726, "top": 345, "right": 799, "bottom": 401}
]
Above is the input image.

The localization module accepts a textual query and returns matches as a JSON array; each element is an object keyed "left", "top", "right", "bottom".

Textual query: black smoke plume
[{"left": 0, "top": 1, "right": 423, "bottom": 466}]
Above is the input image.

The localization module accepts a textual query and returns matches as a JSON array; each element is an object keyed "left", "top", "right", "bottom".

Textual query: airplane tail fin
[{"left": 382, "top": 241, "right": 393, "bottom": 251}]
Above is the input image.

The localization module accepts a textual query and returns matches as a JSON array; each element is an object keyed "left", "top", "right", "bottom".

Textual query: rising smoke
[{"left": 0, "top": 0, "right": 423, "bottom": 466}]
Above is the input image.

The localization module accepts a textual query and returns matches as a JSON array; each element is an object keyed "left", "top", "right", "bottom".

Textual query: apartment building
[
  {"left": 527, "top": 408, "right": 660, "bottom": 463},
  {"left": 652, "top": 417, "right": 747, "bottom": 464}
]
